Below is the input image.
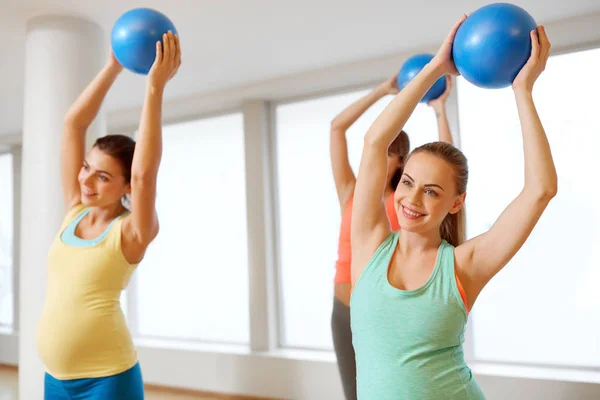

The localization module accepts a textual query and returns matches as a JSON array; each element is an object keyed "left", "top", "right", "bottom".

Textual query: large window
[
  {"left": 275, "top": 88, "right": 440, "bottom": 349},
  {"left": 136, "top": 113, "right": 250, "bottom": 344},
  {"left": 0, "top": 153, "right": 13, "bottom": 329},
  {"left": 457, "top": 48, "right": 600, "bottom": 367}
]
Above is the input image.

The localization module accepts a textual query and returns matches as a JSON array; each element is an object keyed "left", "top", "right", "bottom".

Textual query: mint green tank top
[{"left": 350, "top": 232, "right": 486, "bottom": 400}]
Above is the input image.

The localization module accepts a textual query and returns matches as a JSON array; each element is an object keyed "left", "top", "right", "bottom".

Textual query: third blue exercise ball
[
  {"left": 397, "top": 54, "right": 446, "bottom": 103},
  {"left": 111, "top": 8, "right": 178, "bottom": 75},
  {"left": 452, "top": 3, "right": 537, "bottom": 89}
]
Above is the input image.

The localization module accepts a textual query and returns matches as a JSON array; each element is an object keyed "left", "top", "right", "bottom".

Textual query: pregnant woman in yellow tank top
[{"left": 36, "top": 32, "right": 181, "bottom": 399}]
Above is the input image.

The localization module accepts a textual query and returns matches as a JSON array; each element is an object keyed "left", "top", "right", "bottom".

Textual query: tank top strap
[
  {"left": 60, "top": 204, "right": 88, "bottom": 231},
  {"left": 104, "top": 211, "right": 129, "bottom": 250},
  {"left": 435, "top": 240, "right": 468, "bottom": 314},
  {"left": 434, "top": 240, "right": 454, "bottom": 286}
]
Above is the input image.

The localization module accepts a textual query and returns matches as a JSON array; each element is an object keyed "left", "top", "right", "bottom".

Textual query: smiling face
[
  {"left": 394, "top": 150, "right": 466, "bottom": 237},
  {"left": 78, "top": 146, "right": 130, "bottom": 208}
]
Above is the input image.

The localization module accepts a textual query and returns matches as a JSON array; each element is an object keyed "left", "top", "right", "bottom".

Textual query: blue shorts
[{"left": 44, "top": 362, "right": 144, "bottom": 400}]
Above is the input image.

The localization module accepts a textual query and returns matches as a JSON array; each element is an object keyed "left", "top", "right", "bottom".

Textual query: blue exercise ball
[
  {"left": 397, "top": 54, "right": 446, "bottom": 103},
  {"left": 111, "top": 8, "right": 177, "bottom": 75},
  {"left": 452, "top": 3, "right": 537, "bottom": 89}
]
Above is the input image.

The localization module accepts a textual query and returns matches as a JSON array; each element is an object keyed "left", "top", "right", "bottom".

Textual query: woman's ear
[{"left": 450, "top": 192, "right": 466, "bottom": 214}]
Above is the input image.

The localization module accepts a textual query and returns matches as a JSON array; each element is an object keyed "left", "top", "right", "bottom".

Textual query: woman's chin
[{"left": 80, "top": 195, "right": 97, "bottom": 206}]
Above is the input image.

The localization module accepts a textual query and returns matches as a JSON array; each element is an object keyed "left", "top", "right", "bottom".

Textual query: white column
[
  {"left": 243, "top": 101, "right": 279, "bottom": 351},
  {"left": 20, "top": 15, "right": 105, "bottom": 399}
]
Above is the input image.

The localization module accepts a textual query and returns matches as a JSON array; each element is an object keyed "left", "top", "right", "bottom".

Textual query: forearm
[
  {"left": 365, "top": 63, "right": 444, "bottom": 148},
  {"left": 132, "top": 85, "right": 164, "bottom": 179},
  {"left": 514, "top": 90, "right": 557, "bottom": 196},
  {"left": 331, "top": 84, "right": 388, "bottom": 132},
  {"left": 435, "top": 107, "right": 453, "bottom": 144},
  {"left": 64, "top": 63, "right": 121, "bottom": 129},
  {"left": 330, "top": 82, "right": 389, "bottom": 200}
]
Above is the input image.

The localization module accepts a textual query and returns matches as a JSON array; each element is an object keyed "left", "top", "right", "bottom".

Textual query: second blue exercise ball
[
  {"left": 452, "top": 3, "right": 537, "bottom": 89},
  {"left": 397, "top": 54, "right": 446, "bottom": 103},
  {"left": 111, "top": 8, "right": 178, "bottom": 75}
]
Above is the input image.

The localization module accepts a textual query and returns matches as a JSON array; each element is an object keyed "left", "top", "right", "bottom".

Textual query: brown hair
[
  {"left": 388, "top": 130, "right": 410, "bottom": 189},
  {"left": 406, "top": 141, "right": 468, "bottom": 247},
  {"left": 93, "top": 134, "right": 136, "bottom": 183}
]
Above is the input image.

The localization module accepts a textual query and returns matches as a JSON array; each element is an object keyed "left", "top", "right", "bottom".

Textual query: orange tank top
[{"left": 334, "top": 194, "right": 399, "bottom": 284}]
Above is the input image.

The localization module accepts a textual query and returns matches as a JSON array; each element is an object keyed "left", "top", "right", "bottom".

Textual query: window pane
[
  {"left": 0, "top": 153, "right": 13, "bottom": 327},
  {"left": 136, "top": 114, "right": 250, "bottom": 344},
  {"left": 276, "top": 89, "right": 439, "bottom": 349},
  {"left": 457, "top": 48, "right": 600, "bottom": 367}
]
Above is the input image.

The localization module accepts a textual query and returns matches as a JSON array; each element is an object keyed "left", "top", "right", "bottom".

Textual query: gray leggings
[{"left": 331, "top": 297, "right": 357, "bottom": 400}]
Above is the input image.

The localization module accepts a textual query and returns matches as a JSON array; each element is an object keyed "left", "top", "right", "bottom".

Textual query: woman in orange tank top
[{"left": 329, "top": 73, "right": 455, "bottom": 400}]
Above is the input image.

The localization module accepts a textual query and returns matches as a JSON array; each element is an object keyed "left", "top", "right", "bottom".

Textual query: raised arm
[
  {"left": 330, "top": 76, "right": 398, "bottom": 209},
  {"left": 456, "top": 26, "right": 557, "bottom": 305},
  {"left": 61, "top": 53, "right": 123, "bottom": 211},
  {"left": 351, "top": 16, "right": 467, "bottom": 282},
  {"left": 123, "top": 32, "right": 181, "bottom": 259},
  {"left": 427, "top": 76, "right": 454, "bottom": 144}
]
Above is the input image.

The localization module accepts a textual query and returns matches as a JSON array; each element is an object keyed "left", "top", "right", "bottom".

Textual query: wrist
[
  {"left": 423, "top": 61, "right": 446, "bottom": 80},
  {"left": 104, "top": 61, "right": 123, "bottom": 75},
  {"left": 434, "top": 106, "right": 446, "bottom": 117},
  {"left": 374, "top": 82, "right": 392, "bottom": 97},
  {"left": 513, "top": 87, "right": 533, "bottom": 100},
  {"left": 146, "top": 82, "right": 165, "bottom": 97}
]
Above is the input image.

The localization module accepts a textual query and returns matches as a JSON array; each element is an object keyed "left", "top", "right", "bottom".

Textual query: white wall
[
  {"left": 0, "top": 333, "right": 17, "bottom": 365},
  {"left": 1, "top": 11, "right": 600, "bottom": 400}
]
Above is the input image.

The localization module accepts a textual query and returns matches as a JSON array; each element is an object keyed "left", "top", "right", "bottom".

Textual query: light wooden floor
[{"left": 0, "top": 366, "right": 272, "bottom": 400}]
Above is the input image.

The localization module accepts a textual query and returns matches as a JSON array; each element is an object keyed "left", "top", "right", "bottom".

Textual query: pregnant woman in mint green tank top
[{"left": 349, "top": 17, "right": 556, "bottom": 400}]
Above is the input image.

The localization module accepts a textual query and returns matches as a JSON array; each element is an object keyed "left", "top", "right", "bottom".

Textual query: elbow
[
  {"left": 541, "top": 173, "right": 559, "bottom": 201},
  {"left": 542, "top": 183, "right": 558, "bottom": 201},
  {"left": 63, "top": 114, "right": 74, "bottom": 128},
  {"left": 363, "top": 130, "right": 389, "bottom": 150},
  {"left": 63, "top": 114, "right": 85, "bottom": 131},
  {"left": 330, "top": 121, "right": 346, "bottom": 137},
  {"left": 528, "top": 181, "right": 558, "bottom": 203}
]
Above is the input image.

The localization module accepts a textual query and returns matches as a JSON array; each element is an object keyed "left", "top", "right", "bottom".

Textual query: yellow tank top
[{"left": 36, "top": 204, "right": 138, "bottom": 379}]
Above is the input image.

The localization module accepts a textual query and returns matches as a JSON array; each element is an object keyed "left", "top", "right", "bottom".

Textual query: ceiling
[{"left": 2, "top": 0, "right": 600, "bottom": 136}]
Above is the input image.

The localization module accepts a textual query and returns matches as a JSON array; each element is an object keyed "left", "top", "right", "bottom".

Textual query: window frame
[
  {"left": 271, "top": 84, "right": 386, "bottom": 351},
  {"left": 455, "top": 43, "right": 600, "bottom": 371},
  {"left": 123, "top": 111, "right": 253, "bottom": 345}
]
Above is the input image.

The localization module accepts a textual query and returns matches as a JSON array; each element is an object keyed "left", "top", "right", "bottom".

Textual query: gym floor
[{"left": 0, "top": 365, "right": 271, "bottom": 400}]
